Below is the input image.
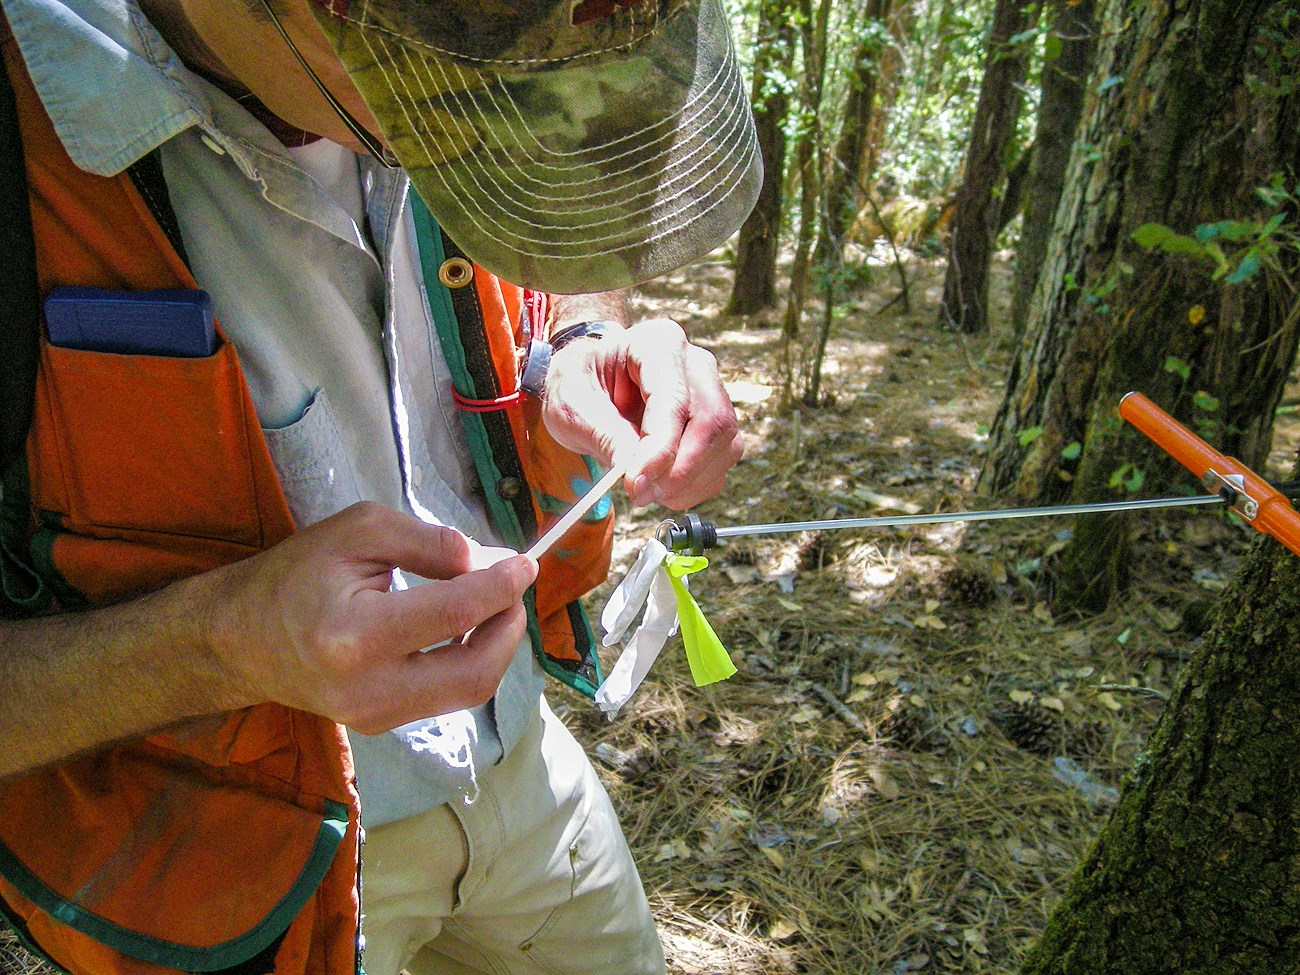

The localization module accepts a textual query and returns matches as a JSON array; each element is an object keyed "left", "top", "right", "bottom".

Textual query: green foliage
[
  {"left": 1163, "top": 356, "right": 1191, "bottom": 381},
  {"left": 1017, "top": 425, "right": 1045, "bottom": 447},
  {"left": 879, "top": 0, "right": 996, "bottom": 199},
  {"left": 1247, "top": 4, "right": 1300, "bottom": 100},
  {"left": 1108, "top": 463, "right": 1145, "bottom": 493},
  {"left": 1131, "top": 180, "right": 1299, "bottom": 286},
  {"left": 1193, "top": 390, "right": 1220, "bottom": 413},
  {"left": 1060, "top": 441, "right": 1082, "bottom": 460}
]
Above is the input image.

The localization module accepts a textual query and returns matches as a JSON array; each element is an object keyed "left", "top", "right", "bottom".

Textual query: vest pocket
[
  {"left": 0, "top": 729, "right": 350, "bottom": 973},
  {"left": 33, "top": 337, "right": 264, "bottom": 548}
]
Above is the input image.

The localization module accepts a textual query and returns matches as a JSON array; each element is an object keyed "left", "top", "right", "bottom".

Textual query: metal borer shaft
[{"left": 662, "top": 493, "right": 1228, "bottom": 554}]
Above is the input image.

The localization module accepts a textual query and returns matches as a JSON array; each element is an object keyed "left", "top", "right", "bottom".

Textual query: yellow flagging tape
[{"left": 664, "top": 554, "right": 736, "bottom": 687}]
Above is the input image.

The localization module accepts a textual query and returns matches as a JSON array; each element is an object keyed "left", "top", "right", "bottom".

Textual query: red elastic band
[{"left": 451, "top": 385, "right": 524, "bottom": 413}]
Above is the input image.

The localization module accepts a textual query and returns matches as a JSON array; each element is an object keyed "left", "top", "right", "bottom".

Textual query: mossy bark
[
  {"left": 1010, "top": 0, "right": 1097, "bottom": 336},
  {"left": 1021, "top": 526, "right": 1300, "bottom": 973}
]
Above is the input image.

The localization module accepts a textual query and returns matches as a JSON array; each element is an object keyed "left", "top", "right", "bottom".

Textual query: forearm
[
  {"left": 0, "top": 502, "right": 538, "bottom": 780},
  {"left": 0, "top": 570, "right": 244, "bottom": 779}
]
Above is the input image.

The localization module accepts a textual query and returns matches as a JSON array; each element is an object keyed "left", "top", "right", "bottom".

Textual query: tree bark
[
  {"left": 1010, "top": 0, "right": 1097, "bottom": 335},
  {"left": 1021, "top": 519, "right": 1300, "bottom": 973},
  {"left": 823, "top": 0, "right": 892, "bottom": 249},
  {"left": 857, "top": 0, "right": 911, "bottom": 190},
  {"left": 728, "top": 0, "right": 796, "bottom": 316},
  {"left": 778, "top": 0, "right": 831, "bottom": 400},
  {"left": 938, "top": 0, "right": 1037, "bottom": 333},
  {"left": 980, "top": 0, "right": 1300, "bottom": 611}
]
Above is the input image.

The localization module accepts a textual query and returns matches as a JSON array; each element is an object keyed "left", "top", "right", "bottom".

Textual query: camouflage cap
[{"left": 307, "top": 0, "right": 762, "bottom": 293}]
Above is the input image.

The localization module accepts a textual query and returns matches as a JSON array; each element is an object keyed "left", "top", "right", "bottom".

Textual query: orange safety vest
[{"left": 0, "top": 23, "right": 612, "bottom": 975}]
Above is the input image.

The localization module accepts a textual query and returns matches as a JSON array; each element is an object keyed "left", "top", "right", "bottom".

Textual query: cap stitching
[
  {"left": 355, "top": 3, "right": 758, "bottom": 261},
  {"left": 387, "top": 26, "right": 748, "bottom": 205},
  {"left": 343, "top": 2, "right": 673, "bottom": 66},
  {"left": 366, "top": 22, "right": 756, "bottom": 252},
  {"left": 384, "top": 14, "right": 734, "bottom": 171}
]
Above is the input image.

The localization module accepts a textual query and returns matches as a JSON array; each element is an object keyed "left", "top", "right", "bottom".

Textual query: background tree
[
  {"left": 822, "top": 0, "right": 894, "bottom": 250},
  {"left": 980, "top": 0, "right": 1300, "bottom": 611},
  {"left": 776, "top": 0, "right": 832, "bottom": 402},
  {"left": 729, "top": 0, "right": 797, "bottom": 316},
  {"left": 938, "top": 0, "right": 1038, "bottom": 333},
  {"left": 1010, "top": 0, "right": 1098, "bottom": 335}
]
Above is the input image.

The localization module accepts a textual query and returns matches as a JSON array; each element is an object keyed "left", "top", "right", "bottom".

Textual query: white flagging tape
[{"left": 524, "top": 465, "right": 625, "bottom": 561}]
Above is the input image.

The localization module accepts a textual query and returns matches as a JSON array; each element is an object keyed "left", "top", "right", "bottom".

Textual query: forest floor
[
  {"left": 2, "top": 253, "right": 1294, "bottom": 975},
  {"left": 551, "top": 249, "right": 1297, "bottom": 975}
]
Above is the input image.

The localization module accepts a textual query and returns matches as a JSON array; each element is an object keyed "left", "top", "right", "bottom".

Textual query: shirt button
[
  {"left": 497, "top": 477, "right": 523, "bottom": 500},
  {"left": 411, "top": 465, "right": 425, "bottom": 488}
]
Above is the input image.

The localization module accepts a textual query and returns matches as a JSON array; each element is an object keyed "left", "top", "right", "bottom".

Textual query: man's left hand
[{"left": 540, "top": 318, "right": 743, "bottom": 510}]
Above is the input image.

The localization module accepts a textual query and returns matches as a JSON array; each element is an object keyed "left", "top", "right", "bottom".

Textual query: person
[{"left": 0, "top": 1, "right": 760, "bottom": 974}]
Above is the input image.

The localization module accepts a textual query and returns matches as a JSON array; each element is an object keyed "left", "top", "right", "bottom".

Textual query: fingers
[
  {"left": 627, "top": 336, "right": 743, "bottom": 510},
  {"left": 210, "top": 502, "right": 539, "bottom": 734},
  {"left": 366, "top": 553, "right": 537, "bottom": 656},
  {"left": 539, "top": 316, "right": 744, "bottom": 509},
  {"left": 349, "top": 601, "right": 528, "bottom": 734},
  {"left": 325, "top": 501, "right": 473, "bottom": 583}
]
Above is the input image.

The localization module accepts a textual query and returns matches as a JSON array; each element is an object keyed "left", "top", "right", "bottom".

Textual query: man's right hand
[{"left": 206, "top": 502, "right": 537, "bottom": 734}]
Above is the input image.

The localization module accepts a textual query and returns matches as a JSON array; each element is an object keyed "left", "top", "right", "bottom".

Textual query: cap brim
[{"left": 315, "top": 0, "right": 761, "bottom": 293}]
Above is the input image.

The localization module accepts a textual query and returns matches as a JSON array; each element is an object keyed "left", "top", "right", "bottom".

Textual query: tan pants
[{"left": 359, "top": 698, "right": 664, "bottom": 975}]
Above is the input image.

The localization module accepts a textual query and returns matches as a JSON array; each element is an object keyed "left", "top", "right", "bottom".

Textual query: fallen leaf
[
  {"left": 760, "top": 846, "right": 787, "bottom": 870},
  {"left": 1009, "top": 689, "right": 1035, "bottom": 705},
  {"left": 1041, "top": 696, "right": 1066, "bottom": 712},
  {"left": 769, "top": 918, "right": 801, "bottom": 941},
  {"left": 870, "top": 768, "right": 902, "bottom": 800},
  {"left": 654, "top": 837, "right": 692, "bottom": 863}
]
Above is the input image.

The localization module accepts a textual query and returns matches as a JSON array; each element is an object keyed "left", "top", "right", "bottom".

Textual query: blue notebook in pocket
[{"left": 44, "top": 286, "right": 216, "bottom": 358}]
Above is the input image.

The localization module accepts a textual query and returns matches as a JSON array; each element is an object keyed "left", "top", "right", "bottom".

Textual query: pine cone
[
  {"left": 942, "top": 564, "right": 999, "bottom": 608},
  {"left": 992, "top": 700, "right": 1060, "bottom": 755},
  {"left": 880, "top": 699, "right": 924, "bottom": 749}
]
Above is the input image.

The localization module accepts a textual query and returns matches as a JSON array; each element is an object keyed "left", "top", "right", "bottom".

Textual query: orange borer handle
[{"left": 1119, "top": 392, "right": 1300, "bottom": 557}]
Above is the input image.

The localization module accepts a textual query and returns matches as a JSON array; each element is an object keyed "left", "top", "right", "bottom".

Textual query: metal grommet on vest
[
  {"left": 497, "top": 476, "right": 524, "bottom": 500},
  {"left": 438, "top": 257, "right": 474, "bottom": 289}
]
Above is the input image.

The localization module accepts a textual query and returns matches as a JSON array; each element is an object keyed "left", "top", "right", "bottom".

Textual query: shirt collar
[{"left": 4, "top": 0, "right": 218, "bottom": 176}]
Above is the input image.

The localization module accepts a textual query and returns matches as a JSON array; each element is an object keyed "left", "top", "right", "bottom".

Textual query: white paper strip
[{"left": 524, "top": 464, "right": 624, "bottom": 561}]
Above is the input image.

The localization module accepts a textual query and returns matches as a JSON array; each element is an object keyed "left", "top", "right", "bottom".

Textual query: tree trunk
[
  {"left": 996, "top": 139, "right": 1036, "bottom": 235},
  {"left": 728, "top": 0, "right": 796, "bottom": 316},
  {"left": 858, "top": 0, "right": 911, "bottom": 189},
  {"left": 1011, "top": 0, "right": 1098, "bottom": 335},
  {"left": 823, "top": 0, "right": 892, "bottom": 249},
  {"left": 778, "top": 0, "right": 831, "bottom": 400},
  {"left": 980, "top": 0, "right": 1300, "bottom": 612},
  {"left": 938, "top": 0, "right": 1037, "bottom": 333},
  {"left": 1021, "top": 520, "right": 1300, "bottom": 973}
]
